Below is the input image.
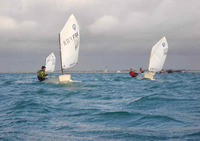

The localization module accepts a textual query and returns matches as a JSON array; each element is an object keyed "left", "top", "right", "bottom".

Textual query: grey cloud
[{"left": 0, "top": 0, "right": 200, "bottom": 72}]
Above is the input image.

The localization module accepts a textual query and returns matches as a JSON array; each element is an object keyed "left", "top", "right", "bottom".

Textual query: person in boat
[
  {"left": 129, "top": 68, "right": 138, "bottom": 77},
  {"left": 37, "top": 66, "right": 48, "bottom": 81},
  {"left": 140, "top": 68, "right": 144, "bottom": 73}
]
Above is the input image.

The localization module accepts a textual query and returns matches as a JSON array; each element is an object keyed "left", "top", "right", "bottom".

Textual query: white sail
[
  {"left": 148, "top": 37, "right": 168, "bottom": 73},
  {"left": 60, "top": 14, "right": 80, "bottom": 70},
  {"left": 45, "top": 52, "right": 56, "bottom": 72}
]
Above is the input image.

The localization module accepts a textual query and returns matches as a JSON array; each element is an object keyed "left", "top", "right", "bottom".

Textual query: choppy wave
[{"left": 0, "top": 72, "right": 200, "bottom": 140}]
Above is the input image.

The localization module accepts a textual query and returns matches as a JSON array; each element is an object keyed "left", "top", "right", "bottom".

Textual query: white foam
[
  {"left": 69, "top": 80, "right": 81, "bottom": 83},
  {"left": 15, "top": 80, "right": 32, "bottom": 84}
]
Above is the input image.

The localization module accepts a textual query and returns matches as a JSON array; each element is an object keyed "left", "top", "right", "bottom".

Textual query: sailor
[
  {"left": 140, "top": 68, "right": 144, "bottom": 73},
  {"left": 37, "top": 66, "right": 48, "bottom": 81},
  {"left": 129, "top": 68, "right": 138, "bottom": 77}
]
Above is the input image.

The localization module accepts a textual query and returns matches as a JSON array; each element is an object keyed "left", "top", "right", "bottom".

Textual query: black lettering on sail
[
  {"left": 74, "top": 39, "right": 79, "bottom": 50},
  {"left": 63, "top": 41, "right": 67, "bottom": 46},
  {"left": 73, "top": 32, "right": 79, "bottom": 50},
  {"left": 164, "top": 48, "right": 168, "bottom": 55},
  {"left": 66, "top": 39, "right": 70, "bottom": 44}
]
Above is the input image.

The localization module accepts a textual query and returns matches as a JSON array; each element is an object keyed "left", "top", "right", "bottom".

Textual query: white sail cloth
[
  {"left": 45, "top": 52, "right": 56, "bottom": 72},
  {"left": 148, "top": 37, "right": 168, "bottom": 73},
  {"left": 60, "top": 14, "right": 80, "bottom": 70}
]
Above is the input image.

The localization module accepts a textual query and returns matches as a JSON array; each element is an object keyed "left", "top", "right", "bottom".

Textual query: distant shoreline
[{"left": 1, "top": 70, "right": 200, "bottom": 73}]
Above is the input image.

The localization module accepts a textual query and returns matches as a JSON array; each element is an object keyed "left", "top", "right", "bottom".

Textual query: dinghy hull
[
  {"left": 45, "top": 75, "right": 72, "bottom": 84},
  {"left": 144, "top": 72, "right": 155, "bottom": 80}
]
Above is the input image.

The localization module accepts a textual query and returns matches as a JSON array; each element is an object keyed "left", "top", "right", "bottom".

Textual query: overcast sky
[{"left": 0, "top": 0, "right": 200, "bottom": 72}]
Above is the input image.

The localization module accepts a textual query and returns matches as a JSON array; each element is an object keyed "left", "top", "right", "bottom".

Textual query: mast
[{"left": 59, "top": 33, "right": 64, "bottom": 75}]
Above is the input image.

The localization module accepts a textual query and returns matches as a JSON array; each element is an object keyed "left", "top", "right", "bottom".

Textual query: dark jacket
[{"left": 37, "top": 70, "right": 48, "bottom": 81}]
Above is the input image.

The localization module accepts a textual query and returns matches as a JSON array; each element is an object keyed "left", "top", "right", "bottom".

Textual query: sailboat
[
  {"left": 45, "top": 14, "right": 80, "bottom": 83},
  {"left": 45, "top": 52, "right": 56, "bottom": 72},
  {"left": 143, "top": 36, "right": 169, "bottom": 80}
]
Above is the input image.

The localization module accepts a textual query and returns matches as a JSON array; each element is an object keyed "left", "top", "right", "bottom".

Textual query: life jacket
[
  {"left": 129, "top": 71, "right": 134, "bottom": 77},
  {"left": 37, "top": 70, "right": 46, "bottom": 78}
]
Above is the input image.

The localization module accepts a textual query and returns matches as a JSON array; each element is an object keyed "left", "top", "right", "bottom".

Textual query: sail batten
[
  {"left": 148, "top": 37, "right": 168, "bottom": 73},
  {"left": 45, "top": 52, "right": 56, "bottom": 72},
  {"left": 59, "top": 14, "right": 80, "bottom": 70}
]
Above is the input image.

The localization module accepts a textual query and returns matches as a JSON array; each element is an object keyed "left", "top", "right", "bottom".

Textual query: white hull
[
  {"left": 144, "top": 72, "right": 155, "bottom": 80},
  {"left": 45, "top": 75, "right": 72, "bottom": 84},
  {"left": 137, "top": 72, "right": 155, "bottom": 80}
]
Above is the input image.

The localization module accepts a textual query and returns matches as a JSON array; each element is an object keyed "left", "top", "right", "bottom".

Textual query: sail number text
[{"left": 63, "top": 32, "right": 79, "bottom": 50}]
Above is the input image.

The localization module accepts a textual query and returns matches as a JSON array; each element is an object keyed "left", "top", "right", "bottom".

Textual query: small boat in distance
[
  {"left": 143, "top": 36, "right": 169, "bottom": 80},
  {"left": 45, "top": 14, "right": 80, "bottom": 84},
  {"left": 45, "top": 52, "right": 56, "bottom": 73}
]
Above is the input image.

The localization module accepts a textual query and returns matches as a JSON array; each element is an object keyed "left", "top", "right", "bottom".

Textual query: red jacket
[{"left": 129, "top": 70, "right": 134, "bottom": 77}]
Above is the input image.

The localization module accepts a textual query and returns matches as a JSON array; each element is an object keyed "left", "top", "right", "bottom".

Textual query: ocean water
[{"left": 0, "top": 72, "right": 200, "bottom": 141}]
